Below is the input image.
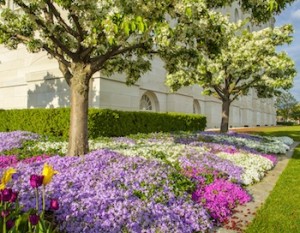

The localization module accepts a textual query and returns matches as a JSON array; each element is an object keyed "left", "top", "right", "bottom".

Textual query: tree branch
[
  {"left": 43, "top": 45, "right": 71, "bottom": 67},
  {"left": 213, "top": 85, "right": 226, "bottom": 100},
  {"left": 45, "top": 0, "right": 78, "bottom": 38},
  {"left": 70, "top": 12, "right": 85, "bottom": 41},
  {"left": 15, "top": 1, "right": 76, "bottom": 60},
  {"left": 58, "top": 60, "right": 72, "bottom": 86},
  {"left": 90, "top": 43, "right": 146, "bottom": 72}
]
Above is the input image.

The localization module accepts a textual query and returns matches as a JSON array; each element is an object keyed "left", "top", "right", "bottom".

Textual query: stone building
[{"left": 0, "top": 1, "right": 277, "bottom": 129}]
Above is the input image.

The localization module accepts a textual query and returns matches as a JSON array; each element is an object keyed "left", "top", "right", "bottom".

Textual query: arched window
[
  {"left": 140, "top": 94, "right": 153, "bottom": 111},
  {"left": 193, "top": 100, "right": 201, "bottom": 114},
  {"left": 139, "top": 91, "right": 159, "bottom": 112}
]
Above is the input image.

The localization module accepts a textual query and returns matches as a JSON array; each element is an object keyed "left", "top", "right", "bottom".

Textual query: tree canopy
[
  {"left": 276, "top": 91, "right": 298, "bottom": 121},
  {"left": 165, "top": 21, "right": 296, "bottom": 132},
  {"left": 0, "top": 0, "right": 296, "bottom": 154}
]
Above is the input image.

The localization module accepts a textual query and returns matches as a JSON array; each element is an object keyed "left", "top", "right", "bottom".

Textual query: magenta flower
[
  {"left": 192, "top": 179, "right": 251, "bottom": 222},
  {"left": 1, "top": 210, "right": 10, "bottom": 218},
  {"left": 50, "top": 198, "right": 59, "bottom": 210},
  {"left": 29, "top": 214, "right": 40, "bottom": 225},
  {"left": 9, "top": 191, "right": 18, "bottom": 203},
  {"left": 29, "top": 175, "right": 44, "bottom": 188},
  {"left": 1, "top": 188, "right": 12, "bottom": 202}
]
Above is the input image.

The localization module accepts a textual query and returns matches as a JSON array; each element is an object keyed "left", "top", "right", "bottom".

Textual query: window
[
  {"left": 193, "top": 100, "right": 201, "bottom": 114},
  {"left": 140, "top": 94, "right": 153, "bottom": 111},
  {"left": 139, "top": 91, "right": 159, "bottom": 112}
]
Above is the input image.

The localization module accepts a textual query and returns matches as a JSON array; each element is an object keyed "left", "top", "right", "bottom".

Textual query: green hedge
[
  {"left": 276, "top": 121, "right": 296, "bottom": 126},
  {"left": 0, "top": 108, "right": 206, "bottom": 138}
]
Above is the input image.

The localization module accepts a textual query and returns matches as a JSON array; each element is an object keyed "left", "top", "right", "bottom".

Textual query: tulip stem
[
  {"left": 3, "top": 216, "right": 6, "bottom": 233},
  {"left": 28, "top": 221, "right": 33, "bottom": 233},
  {"left": 35, "top": 188, "right": 39, "bottom": 212},
  {"left": 42, "top": 185, "right": 46, "bottom": 214},
  {"left": 3, "top": 202, "right": 7, "bottom": 233}
]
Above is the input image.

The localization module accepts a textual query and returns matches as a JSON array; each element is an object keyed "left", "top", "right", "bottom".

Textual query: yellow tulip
[
  {"left": 0, "top": 167, "right": 16, "bottom": 190},
  {"left": 42, "top": 163, "right": 58, "bottom": 185}
]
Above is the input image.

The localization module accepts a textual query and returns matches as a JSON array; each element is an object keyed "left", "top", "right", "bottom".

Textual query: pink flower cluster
[
  {"left": 192, "top": 179, "right": 251, "bottom": 223},
  {"left": 0, "top": 155, "right": 50, "bottom": 169},
  {"left": 261, "top": 154, "right": 277, "bottom": 165}
]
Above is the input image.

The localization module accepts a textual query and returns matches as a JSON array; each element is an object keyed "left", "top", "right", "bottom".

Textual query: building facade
[{"left": 0, "top": 1, "right": 277, "bottom": 129}]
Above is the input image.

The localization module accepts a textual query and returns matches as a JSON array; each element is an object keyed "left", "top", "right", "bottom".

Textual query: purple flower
[
  {"left": 1, "top": 188, "right": 12, "bottom": 202},
  {"left": 13, "top": 150, "right": 213, "bottom": 233},
  {"left": 0, "top": 131, "right": 39, "bottom": 153},
  {"left": 50, "top": 198, "right": 59, "bottom": 210},
  {"left": 30, "top": 175, "right": 44, "bottom": 188},
  {"left": 29, "top": 214, "right": 40, "bottom": 225},
  {"left": 6, "top": 219, "right": 14, "bottom": 230}
]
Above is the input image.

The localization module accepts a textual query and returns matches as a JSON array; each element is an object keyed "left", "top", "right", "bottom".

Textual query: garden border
[{"left": 214, "top": 141, "right": 300, "bottom": 233}]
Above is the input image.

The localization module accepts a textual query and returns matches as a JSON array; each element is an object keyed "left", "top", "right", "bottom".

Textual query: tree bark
[
  {"left": 220, "top": 99, "right": 230, "bottom": 133},
  {"left": 67, "top": 63, "right": 91, "bottom": 156}
]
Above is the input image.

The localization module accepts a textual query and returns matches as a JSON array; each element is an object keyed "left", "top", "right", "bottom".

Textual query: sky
[{"left": 275, "top": 0, "right": 300, "bottom": 101}]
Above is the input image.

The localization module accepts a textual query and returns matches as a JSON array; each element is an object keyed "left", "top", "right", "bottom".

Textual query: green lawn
[{"left": 244, "top": 126, "right": 300, "bottom": 233}]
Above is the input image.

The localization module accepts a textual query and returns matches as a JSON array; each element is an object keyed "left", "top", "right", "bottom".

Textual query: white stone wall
[{"left": 0, "top": 2, "right": 277, "bottom": 129}]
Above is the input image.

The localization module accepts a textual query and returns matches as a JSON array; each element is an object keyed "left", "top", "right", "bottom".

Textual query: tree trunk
[
  {"left": 220, "top": 99, "right": 230, "bottom": 133},
  {"left": 68, "top": 63, "right": 91, "bottom": 156}
]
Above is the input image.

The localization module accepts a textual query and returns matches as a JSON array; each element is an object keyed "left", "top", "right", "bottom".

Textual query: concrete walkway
[{"left": 213, "top": 141, "right": 300, "bottom": 233}]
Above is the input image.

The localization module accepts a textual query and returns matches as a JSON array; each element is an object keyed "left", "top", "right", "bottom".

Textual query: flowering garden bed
[{"left": 0, "top": 130, "right": 294, "bottom": 232}]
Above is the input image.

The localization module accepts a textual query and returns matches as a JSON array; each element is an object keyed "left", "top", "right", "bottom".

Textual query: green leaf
[
  {"left": 108, "top": 37, "right": 114, "bottom": 45},
  {"left": 130, "top": 21, "right": 136, "bottom": 31},
  {"left": 185, "top": 7, "right": 192, "bottom": 18},
  {"left": 137, "top": 21, "right": 145, "bottom": 33}
]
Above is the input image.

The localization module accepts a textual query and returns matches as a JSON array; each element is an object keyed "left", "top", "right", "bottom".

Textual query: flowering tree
[
  {"left": 0, "top": 0, "right": 295, "bottom": 155},
  {"left": 166, "top": 22, "right": 296, "bottom": 132},
  {"left": 275, "top": 91, "right": 298, "bottom": 121},
  {"left": 291, "top": 104, "right": 300, "bottom": 123}
]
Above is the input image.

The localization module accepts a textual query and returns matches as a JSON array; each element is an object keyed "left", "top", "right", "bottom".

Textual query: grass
[
  {"left": 241, "top": 126, "right": 300, "bottom": 233},
  {"left": 233, "top": 125, "right": 300, "bottom": 141}
]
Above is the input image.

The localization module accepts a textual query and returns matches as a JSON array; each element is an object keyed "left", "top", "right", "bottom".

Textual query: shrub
[
  {"left": 0, "top": 108, "right": 206, "bottom": 138},
  {"left": 276, "top": 121, "right": 295, "bottom": 126}
]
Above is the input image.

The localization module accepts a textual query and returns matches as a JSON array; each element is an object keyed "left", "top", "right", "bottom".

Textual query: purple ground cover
[
  {"left": 10, "top": 150, "right": 213, "bottom": 233},
  {"left": 2, "top": 130, "right": 281, "bottom": 231},
  {"left": 179, "top": 149, "right": 243, "bottom": 183},
  {"left": 0, "top": 131, "right": 39, "bottom": 153}
]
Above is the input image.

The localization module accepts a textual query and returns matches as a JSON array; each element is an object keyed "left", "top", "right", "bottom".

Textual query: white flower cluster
[
  {"left": 201, "top": 133, "right": 293, "bottom": 154},
  {"left": 28, "top": 141, "right": 69, "bottom": 154},
  {"left": 216, "top": 151, "right": 274, "bottom": 185},
  {"left": 270, "top": 136, "right": 294, "bottom": 146}
]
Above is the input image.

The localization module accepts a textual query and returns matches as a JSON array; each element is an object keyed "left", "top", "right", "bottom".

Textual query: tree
[
  {"left": 290, "top": 104, "right": 300, "bottom": 124},
  {"left": 0, "top": 0, "right": 295, "bottom": 155},
  {"left": 165, "top": 22, "right": 297, "bottom": 132},
  {"left": 275, "top": 91, "right": 298, "bottom": 121}
]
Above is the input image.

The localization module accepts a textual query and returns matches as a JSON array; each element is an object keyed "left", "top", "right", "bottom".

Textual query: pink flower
[
  {"left": 1, "top": 210, "right": 10, "bottom": 218},
  {"left": 50, "top": 198, "right": 59, "bottom": 210}
]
